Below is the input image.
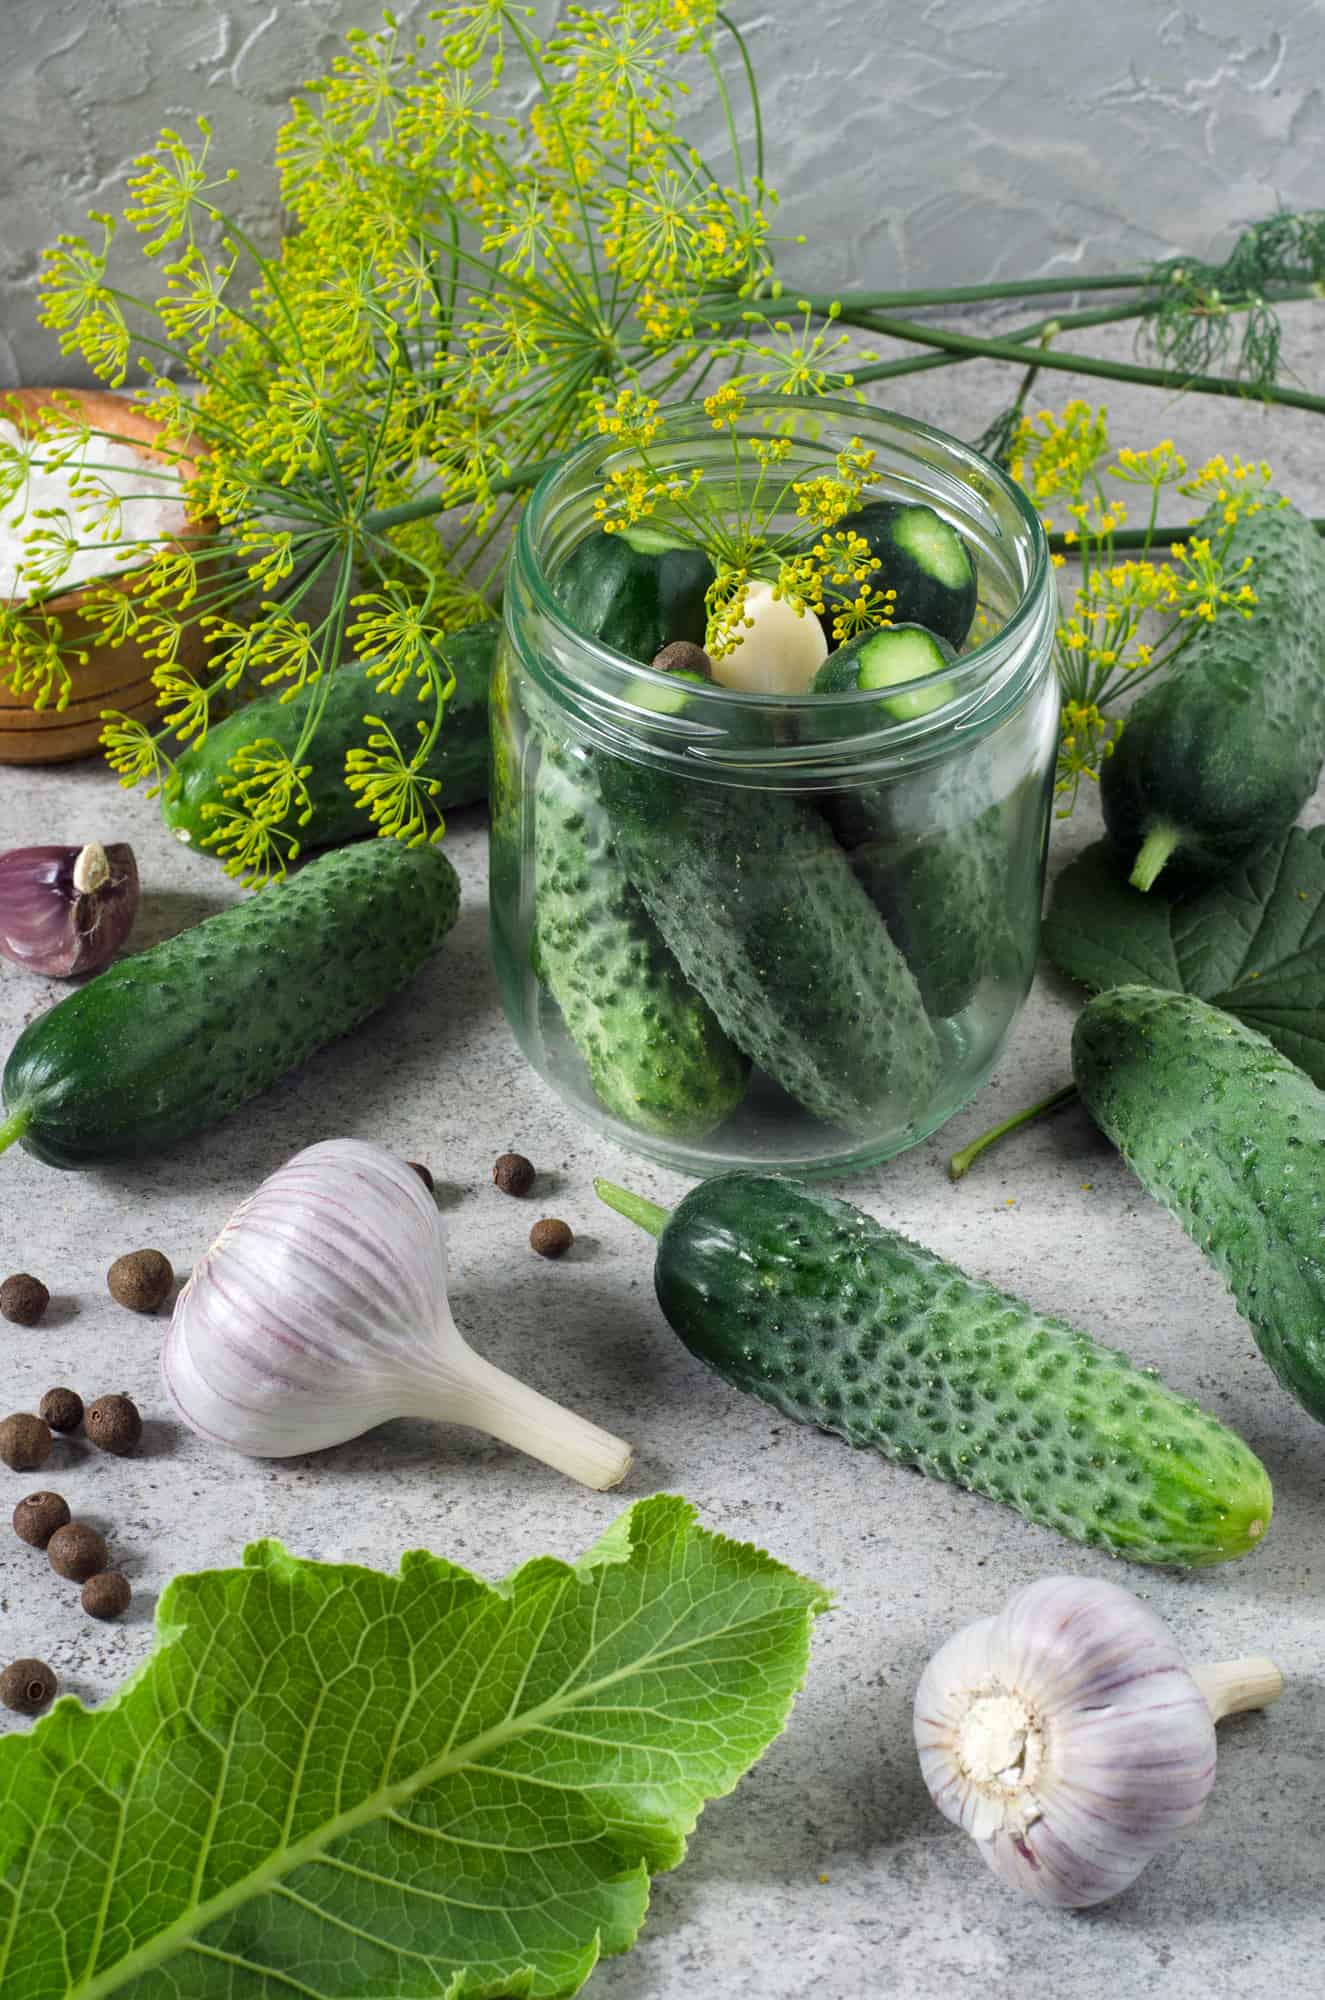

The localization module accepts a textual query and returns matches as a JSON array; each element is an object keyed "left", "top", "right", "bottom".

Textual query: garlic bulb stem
[
  {"left": 440, "top": 1340, "right": 632, "bottom": 1490},
  {"left": 1192, "top": 1656, "right": 1284, "bottom": 1724}
]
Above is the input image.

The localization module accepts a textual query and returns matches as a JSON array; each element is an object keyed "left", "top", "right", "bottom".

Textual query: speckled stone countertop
[{"left": 2, "top": 317, "right": 1323, "bottom": 1999}]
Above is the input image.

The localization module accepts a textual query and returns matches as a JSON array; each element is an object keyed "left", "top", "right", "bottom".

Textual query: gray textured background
[{"left": 1, "top": 0, "right": 1322, "bottom": 385}]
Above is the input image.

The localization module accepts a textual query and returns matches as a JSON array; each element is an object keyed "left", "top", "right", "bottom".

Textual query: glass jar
[{"left": 490, "top": 396, "right": 1058, "bottom": 1176}]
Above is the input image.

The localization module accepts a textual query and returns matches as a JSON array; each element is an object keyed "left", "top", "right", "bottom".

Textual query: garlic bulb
[
  {"left": 0, "top": 841, "right": 139, "bottom": 977},
  {"left": 709, "top": 580, "right": 827, "bottom": 693},
  {"left": 914, "top": 1574, "right": 1282, "bottom": 1908},
  {"left": 162, "top": 1139, "right": 632, "bottom": 1489}
]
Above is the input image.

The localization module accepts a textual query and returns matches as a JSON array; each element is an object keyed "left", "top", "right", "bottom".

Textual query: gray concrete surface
[
  {"left": 1, "top": 312, "right": 1324, "bottom": 1995},
  {"left": 2, "top": 0, "right": 1323, "bottom": 384}
]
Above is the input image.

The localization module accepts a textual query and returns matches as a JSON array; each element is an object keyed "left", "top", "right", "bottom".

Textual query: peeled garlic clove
[
  {"left": 0, "top": 841, "right": 139, "bottom": 977},
  {"left": 914, "top": 1574, "right": 1283, "bottom": 1909},
  {"left": 709, "top": 580, "right": 827, "bottom": 694},
  {"left": 162, "top": 1138, "right": 633, "bottom": 1490}
]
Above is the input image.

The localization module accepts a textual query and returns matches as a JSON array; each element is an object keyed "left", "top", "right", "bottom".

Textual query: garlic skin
[
  {"left": 709, "top": 580, "right": 827, "bottom": 694},
  {"left": 915, "top": 1575, "right": 1259, "bottom": 1909},
  {"left": 162, "top": 1139, "right": 632, "bottom": 1490},
  {"left": 0, "top": 841, "right": 139, "bottom": 977}
]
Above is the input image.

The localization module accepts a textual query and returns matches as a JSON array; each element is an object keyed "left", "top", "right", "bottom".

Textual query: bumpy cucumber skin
[
  {"left": 553, "top": 533, "right": 713, "bottom": 661},
  {"left": 847, "top": 814, "right": 1007, "bottom": 1018},
  {"left": 820, "top": 500, "right": 976, "bottom": 649},
  {"left": 1073, "top": 983, "right": 1325, "bottom": 1424},
  {"left": 163, "top": 622, "right": 497, "bottom": 856},
  {"left": 599, "top": 762, "right": 940, "bottom": 1133},
  {"left": 3, "top": 844, "right": 459, "bottom": 1168},
  {"left": 532, "top": 748, "right": 748, "bottom": 1140},
  {"left": 654, "top": 1173, "right": 1272, "bottom": 1566},
  {"left": 1101, "top": 499, "right": 1325, "bottom": 883}
]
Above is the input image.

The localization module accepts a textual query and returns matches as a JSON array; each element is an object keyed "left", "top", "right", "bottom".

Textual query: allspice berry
[
  {"left": 1, "top": 1273, "right": 49, "bottom": 1326},
  {"left": 494, "top": 1152, "right": 536, "bottom": 1197},
  {"left": 13, "top": 1491, "right": 71, "bottom": 1550},
  {"left": 106, "top": 1249, "right": 174, "bottom": 1314},
  {"left": 82, "top": 1571, "right": 132, "bottom": 1621},
  {"left": 48, "top": 1521, "right": 108, "bottom": 1583},
  {"left": 85, "top": 1393, "right": 142, "bottom": 1456},
  {"left": 530, "top": 1217, "right": 574, "bottom": 1259},
  {"left": 0, "top": 1413, "right": 53, "bottom": 1474},
  {"left": 0, "top": 1659, "right": 58, "bottom": 1716},
  {"left": 652, "top": 639, "right": 712, "bottom": 679},
  {"left": 39, "top": 1386, "right": 84, "bottom": 1434},
  {"left": 408, "top": 1161, "right": 435, "bottom": 1193}
]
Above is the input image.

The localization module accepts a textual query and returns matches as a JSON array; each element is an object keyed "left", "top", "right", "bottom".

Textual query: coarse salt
[{"left": 0, "top": 416, "right": 186, "bottom": 601}]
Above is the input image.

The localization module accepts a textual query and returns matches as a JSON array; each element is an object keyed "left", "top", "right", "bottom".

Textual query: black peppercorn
[
  {"left": 38, "top": 1386, "right": 84, "bottom": 1434},
  {"left": 530, "top": 1217, "right": 574, "bottom": 1259},
  {"left": 651, "top": 639, "right": 712, "bottom": 679},
  {"left": 408, "top": 1161, "right": 435, "bottom": 1193},
  {"left": 494, "top": 1152, "right": 537, "bottom": 1197},
  {"left": 48, "top": 1521, "right": 109, "bottom": 1583},
  {"left": 85, "top": 1393, "right": 142, "bottom": 1455},
  {"left": 0, "top": 1273, "right": 49, "bottom": 1326},
  {"left": 12, "top": 1491, "right": 71, "bottom": 1550},
  {"left": 106, "top": 1249, "right": 174, "bottom": 1314},
  {"left": 0, "top": 1412, "right": 53, "bottom": 1474},
  {"left": 82, "top": 1571, "right": 132, "bottom": 1621},
  {"left": 0, "top": 1659, "right": 58, "bottom": 1716}
]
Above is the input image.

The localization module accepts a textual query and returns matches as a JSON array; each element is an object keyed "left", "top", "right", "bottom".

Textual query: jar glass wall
[{"left": 490, "top": 397, "right": 1058, "bottom": 1175}]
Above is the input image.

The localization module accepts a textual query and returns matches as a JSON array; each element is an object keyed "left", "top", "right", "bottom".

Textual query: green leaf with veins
[
  {"left": 1044, "top": 829, "right": 1325, "bottom": 1082},
  {"left": 0, "top": 1495, "right": 828, "bottom": 2000}
]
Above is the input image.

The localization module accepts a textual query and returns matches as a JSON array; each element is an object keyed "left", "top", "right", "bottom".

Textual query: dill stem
[{"left": 947, "top": 1083, "right": 1079, "bottom": 1181}]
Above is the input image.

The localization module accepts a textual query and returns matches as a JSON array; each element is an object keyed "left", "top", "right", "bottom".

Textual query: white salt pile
[{"left": 0, "top": 416, "right": 187, "bottom": 601}]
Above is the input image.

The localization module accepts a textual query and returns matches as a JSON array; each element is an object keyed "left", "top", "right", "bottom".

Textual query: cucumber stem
[
  {"left": 0, "top": 1106, "right": 31, "bottom": 1156},
  {"left": 595, "top": 1179, "right": 670, "bottom": 1239},
  {"left": 1130, "top": 823, "right": 1182, "bottom": 893},
  {"left": 1191, "top": 1656, "right": 1284, "bottom": 1725},
  {"left": 947, "top": 1083, "right": 1079, "bottom": 1181}
]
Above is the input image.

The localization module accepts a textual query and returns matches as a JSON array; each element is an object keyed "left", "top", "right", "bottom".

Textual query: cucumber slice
[
  {"left": 819, "top": 500, "right": 977, "bottom": 649},
  {"left": 813, "top": 623, "right": 955, "bottom": 720}
]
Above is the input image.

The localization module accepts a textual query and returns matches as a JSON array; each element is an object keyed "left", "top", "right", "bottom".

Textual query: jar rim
[{"left": 507, "top": 392, "right": 1055, "bottom": 776}]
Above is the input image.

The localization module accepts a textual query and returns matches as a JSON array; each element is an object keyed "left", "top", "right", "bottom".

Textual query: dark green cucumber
[
  {"left": 597, "top": 758, "right": 940, "bottom": 1133},
  {"left": 162, "top": 621, "right": 498, "bottom": 858},
  {"left": 553, "top": 531, "right": 714, "bottom": 661},
  {"left": 819, "top": 500, "right": 976, "bottom": 649},
  {"left": 1101, "top": 497, "right": 1325, "bottom": 890},
  {"left": 812, "top": 622, "right": 955, "bottom": 719},
  {"left": 597, "top": 1172, "right": 1273, "bottom": 1567},
  {"left": 532, "top": 745, "right": 748, "bottom": 1140},
  {"left": 0, "top": 843, "right": 459, "bottom": 1168},
  {"left": 1073, "top": 983, "right": 1325, "bottom": 1424},
  {"left": 846, "top": 811, "right": 1010, "bottom": 1019}
]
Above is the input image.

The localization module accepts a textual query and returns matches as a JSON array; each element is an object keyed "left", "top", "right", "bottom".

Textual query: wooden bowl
[{"left": 0, "top": 387, "right": 211, "bottom": 765}]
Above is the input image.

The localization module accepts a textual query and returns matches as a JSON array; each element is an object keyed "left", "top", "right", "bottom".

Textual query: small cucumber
[
  {"left": 0, "top": 843, "right": 459, "bottom": 1168},
  {"left": 820, "top": 500, "right": 976, "bottom": 649},
  {"left": 1073, "top": 983, "right": 1325, "bottom": 1424},
  {"left": 532, "top": 745, "right": 749, "bottom": 1140},
  {"left": 598, "top": 1172, "right": 1273, "bottom": 1568},
  {"left": 162, "top": 621, "right": 497, "bottom": 859},
  {"left": 1100, "top": 497, "right": 1325, "bottom": 890},
  {"left": 597, "top": 760, "right": 940, "bottom": 1134},
  {"left": 553, "top": 531, "right": 714, "bottom": 662},
  {"left": 846, "top": 809, "right": 1010, "bottom": 1019},
  {"left": 812, "top": 622, "right": 955, "bottom": 720}
]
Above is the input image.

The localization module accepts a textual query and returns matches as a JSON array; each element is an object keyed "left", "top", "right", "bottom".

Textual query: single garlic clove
[
  {"left": 709, "top": 580, "right": 827, "bottom": 694},
  {"left": 0, "top": 841, "right": 139, "bottom": 978},
  {"left": 914, "top": 1574, "right": 1275, "bottom": 1909}
]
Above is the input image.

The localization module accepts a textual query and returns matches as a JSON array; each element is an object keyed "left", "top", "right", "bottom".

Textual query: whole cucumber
[
  {"left": 1100, "top": 498, "right": 1325, "bottom": 890},
  {"left": 0, "top": 843, "right": 459, "bottom": 1168},
  {"left": 598, "top": 760, "right": 941, "bottom": 1133},
  {"left": 1073, "top": 983, "right": 1325, "bottom": 1424},
  {"left": 532, "top": 745, "right": 749, "bottom": 1140},
  {"left": 162, "top": 621, "right": 497, "bottom": 859},
  {"left": 598, "top": 1172, "right": 1272, "bottom": 1567}
]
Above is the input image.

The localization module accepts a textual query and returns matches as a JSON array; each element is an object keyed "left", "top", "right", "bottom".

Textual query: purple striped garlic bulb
[
  {"left": 914, "top": 1574, "right": 1282, "bottom": 1909},
  {"left": 162, "top": 1138, "right": 632, "bottom": 1490}
]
